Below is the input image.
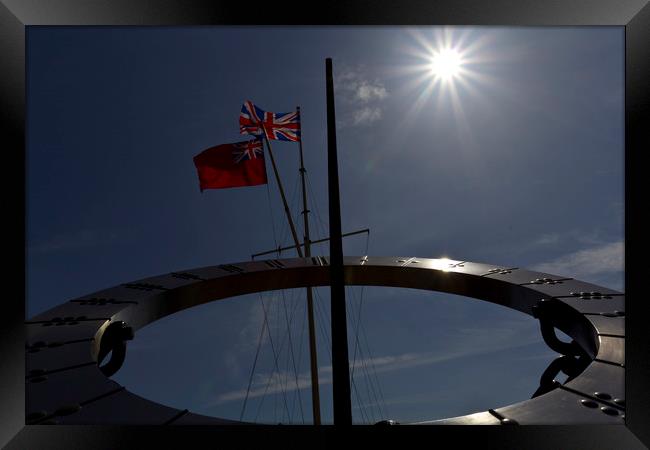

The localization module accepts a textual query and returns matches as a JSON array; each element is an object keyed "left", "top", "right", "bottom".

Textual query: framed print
[{"left": 2, "top": 0, "right": 649, "bottom": 448}]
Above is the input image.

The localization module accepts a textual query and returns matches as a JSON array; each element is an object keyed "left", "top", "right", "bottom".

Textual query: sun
[
  {"left": 393, "top": 28, "right": 498, "bottom": 156},
  {"left": 395, "top": 28, "right": 497, "bottom": 122},
  {"left": 428, "top": 48, "right": 463, "bottom": 81},
  {"left": 397, "top": 28, "right": 494, "bottom": 99}
]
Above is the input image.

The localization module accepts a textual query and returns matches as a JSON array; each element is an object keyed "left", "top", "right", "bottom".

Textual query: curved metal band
[{"left": 25, "top": 256, "right": 625, "bottom": 425}]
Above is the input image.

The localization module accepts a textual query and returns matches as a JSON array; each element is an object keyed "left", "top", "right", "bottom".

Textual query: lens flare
[
  {"left": 390, "top": 28, "right": 500, "bottom": 154},
  {"left": 429, "top": 48, "right": 463, "bottom": 81}
]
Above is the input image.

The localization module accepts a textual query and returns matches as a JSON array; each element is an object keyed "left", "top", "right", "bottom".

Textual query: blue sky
[{"left": 26, "top": 26, "right": 624, "bottom": 424}]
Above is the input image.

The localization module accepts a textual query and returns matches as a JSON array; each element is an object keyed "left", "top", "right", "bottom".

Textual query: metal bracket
[
  {"left": 532, "top": 354, "right": 590, "bottom": 398},
  {"left": 532, "top": 299, "right": 588, "bottom": 358},
  {"left": 97, "top": 321, "right": 134, "bottom": 377}
]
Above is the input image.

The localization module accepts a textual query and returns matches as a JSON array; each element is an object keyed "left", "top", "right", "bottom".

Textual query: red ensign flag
[{"left": 193, "top": 139, "right": 267, "bottom": 191}]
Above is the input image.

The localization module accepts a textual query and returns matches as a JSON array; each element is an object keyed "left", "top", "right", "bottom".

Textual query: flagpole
[
  {"left": 326, "top": 57, "right": 353, "bottom": 425},
  {"left": 259, "top": 130, "right": 304, "bottom": 260},
  {"left": 297, "top": 106, "right": 322, "bottom": 425}
]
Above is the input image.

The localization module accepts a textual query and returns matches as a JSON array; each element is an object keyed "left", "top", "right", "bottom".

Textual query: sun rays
[{"left": 386, "top": 28, "right": 502, "bottom": 157}]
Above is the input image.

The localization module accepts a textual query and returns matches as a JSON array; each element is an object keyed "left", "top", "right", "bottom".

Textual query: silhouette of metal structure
[{"left": 25, "top": 257, "right": 625, "bottom": 425}]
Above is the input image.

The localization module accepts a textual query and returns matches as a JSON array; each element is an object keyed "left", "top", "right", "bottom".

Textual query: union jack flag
[
  {"left": 232, "top": 139, "right": 264, "bottom": 164},
  {"left": 239, "top": 100, "right": 301, "bottom": 142}
]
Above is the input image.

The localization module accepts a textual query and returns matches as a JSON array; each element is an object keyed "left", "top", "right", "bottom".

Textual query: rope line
[
  {"left": 239, "top": 308, "right": 268, "bottom": 421},
  {"left": 253, "top": 181, "right": 309, "bottom": 423},
  {"left": 260, "top": 294, "right": 292, "bottom": 421},
  {"left": 243, "top": 184, "right": 283, "bottom": 422},
  {"left": 289, "top": 291, "right": 309, "bottom": 422},
  {"left": 346, "top": 233, "right": 388, "bottom": 422},
  {"left": 346, "top": 288, "right": 372, "bottom": 423},
  {"left": 250, "top": 161, "right": 386, "bottom": 423},
  {"left": 359, "top": 318, "right": 388, "bottom": 419},
  {"left": 313, "top": 288, "right": 333, "bottom": 362},
  {"left": 351, "top": 370, "right": 370, "bottom": 424},
  {"left": 356, "top": 233, "right": 389, "bottom": 419},
  {"left": 280, "top": 288, "right": 305, "bottom": 423},
  {"left": 252, "top": 288, "right": 305, "bottom": 423}
]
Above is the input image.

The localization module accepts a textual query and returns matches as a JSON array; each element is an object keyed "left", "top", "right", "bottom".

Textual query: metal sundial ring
[{"left": 25, "top": 256, "right": 625, "bottom": 425}]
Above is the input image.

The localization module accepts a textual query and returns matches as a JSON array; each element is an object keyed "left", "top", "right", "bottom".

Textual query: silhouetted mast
[
  {"left": 297, "top": 106, "right": 322, "bottom": 425},
  {"left": 326, "top": 57, "right": 352, "bottom": 425}
]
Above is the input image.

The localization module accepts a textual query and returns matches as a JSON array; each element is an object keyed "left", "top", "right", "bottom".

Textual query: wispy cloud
[
  {"left": 336, "top": 65, "right": 388, "bottom": 127},
  {"left": 531, "top": 240, "right": 624, "bottom": 279},
  {"left": 525, "top": 229, "right": 617, "bottom": 252},
  {"left": 532, "top": 233, "right": 561, "bottom": 246},
  {"left": 476, "top": 228, "right": 623, "bottom": 264},
  {"left": 221, "top": 291, "right": 307, "bottom": 379},
  {"left": 513, "top": 351, "right": 558, "bottom": 362},
  {"left": 220, "top": 298, "right": 269, "bottom": 378},
  {"left": 214, "top": 370, "right": 326, "bottom": 405},
  {"left": 207, "top": 318, "right": 540, "bottom": 407},
  {"left": 355, "top": 82, "right": 388, "bottom": 103},
  {"left": 352, "top": 107, "right": 382, "bottom": 126}
]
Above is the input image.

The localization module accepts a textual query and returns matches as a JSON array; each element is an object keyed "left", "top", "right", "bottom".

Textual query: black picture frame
[{"left": 2, "top": 1, "right": 648, "bottom": 448}]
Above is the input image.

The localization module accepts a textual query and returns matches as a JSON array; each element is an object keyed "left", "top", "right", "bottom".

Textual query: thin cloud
[
  {"left": 336, "top": 65, "right": 388, "bottom": 128},
  {"left": 353, "top": 107, "right": 382, "bottom": 126},
  {"left": 238, "top": 299, "right": 267, "bottom": 349},
  {"left": 356, "top": 82, "right": 388, "bottom": 103},
  {"left": 531, "top": 241, "right": 624, "bottom": 278},
  {"left": 531, "top": 229, "right": 614, "bottom": 249},
  {"left": 221, "top": 295, "right": 274, "bottom": 378},
  {"left": 207, "top": 318, "right": 539, "bottom": 406},
  {"left": 214, "top": 370, "right": 326, "bottom": 404},
  {"left": 533, "top": 233, "right": 561, "bottom": 246}
]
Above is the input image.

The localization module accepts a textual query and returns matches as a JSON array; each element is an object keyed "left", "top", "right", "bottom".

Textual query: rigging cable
[
  {"left": 253, "top": 287, "right": 305, "bottom": 423},
  {"left": 358, "top": 232, "right": 389, "bottom": 419},
  {"left": 279, "top": 172, "right": 308, "bottom": 423},
  {"left": 239, "top": 310, "right": 268, "bottom": 421},
  {"left": 263, "top": 171, "right": 310, "bottom": 423},
  {"left": 305, "top": 169, "right": 387, "bottom": 422},
  {"left": 348, "top": 233, "right": 388, "bottom": 421},
  {"left": 313, "top": 288, "right": 332, "bottom": 363},
  {"left": 239, "top": 184, "right": 283, "bottom": 422},
  {"left": 289, "top": 291, "right": 309, "bottom": 421},
  {"left": 346, "top": 287, "right": 373, "bottom": 423},
  {"left": 358, "top": 232, "right": 389, "bottom": 420},
  {"left": 260, "top": 292, "right": 292, "bottom": 421},
  {"left": 280, "top": 287, "right": 306, "bottom": 423},
  {"left": 358, "top": 306, "right": 389, "bottom": 419},
  {"left": 245, "top": 183, "right": 291, "bottom": 422}
]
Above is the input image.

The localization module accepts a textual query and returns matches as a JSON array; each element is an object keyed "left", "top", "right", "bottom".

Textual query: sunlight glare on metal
[{"left": 431, "top": 257, "right": 455, "bottom": 272}]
